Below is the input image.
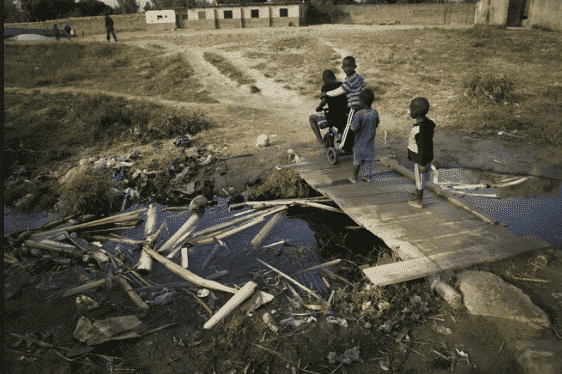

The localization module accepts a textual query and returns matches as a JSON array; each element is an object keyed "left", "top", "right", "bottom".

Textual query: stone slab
[{"left": 458, "top": 271, "right": 551, "bottom": 331}]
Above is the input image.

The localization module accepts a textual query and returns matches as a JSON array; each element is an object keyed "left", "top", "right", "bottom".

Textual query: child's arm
[{"left": 316, "top": 96, "right": 328, "bottom": 112}]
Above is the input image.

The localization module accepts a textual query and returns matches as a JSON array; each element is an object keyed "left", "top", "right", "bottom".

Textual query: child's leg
[
  {"left": 309, "top": 114, "right": 323, "bottom": 144},
  {"left": 349, "top": 158, "right": 361, "bottom": 183}
]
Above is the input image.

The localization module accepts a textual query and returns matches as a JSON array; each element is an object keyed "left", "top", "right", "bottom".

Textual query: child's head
[
  {"left": 342, "top": 56, "right": 357, "bottom": 76},
  {"left": 359, "top": 89, "right": 374, "bottom": 108},
  {"left": 409, "top": 97, "right": 430, "bottom": 119},
  {"left": 322, "top": 69, "right": 336, "bottom": 83}
]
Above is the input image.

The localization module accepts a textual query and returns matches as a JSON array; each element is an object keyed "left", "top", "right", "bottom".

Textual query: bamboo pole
[
  {"left": 157, "top": 197, "right": 208, "bottom": 254},
  {"left": 145, "top": 248, "right": 237, "bottom": 294},
  {"left": 297, "top": 201, "right": 343, "bottom": 213},
  {"left": 31, "top": 209, "right": 147, "bottom": 239},
  {"left": 189, "top": 205, "right": 285, "bottom": 240},
  {"left": 118, "top": 276, "right": 149, "bottom": 310},
  {"left": 292, "top": 259, "right": 342, "bottom": 276},
  {"left": 229, "top": 197, "right": 331, "bottom": 210},
  {"left": 85, "top": 235, "right": 144, "bottom": 245},
  {"left": 24, "top": 240, "right": 80, "bottom": 257},
  {"left": 256, "top": 259, "right": 321, "bottom": 300},
  {"left": 63, "top": 278, "right": 113, "bottom": 297},
  {"left": 181, "top": 247, "right": 188, "bottom": 268},
  {"left": 138, "top": 224, "right": 165, "bottom": 276},
  {"left": 137, "top": 204, "right": 157, "bottom": 275},
  {"left": 251, "top": 210, "right": 287, "bottom": 248},
  {"left": 202, "top": 242, "right": 221, "bottom": 270},
  {"left": 186, "top": 216, "right": 266, "bottom": 246},
  {"left": 203, "top": 281, "right": 257, "bottom": 329}
]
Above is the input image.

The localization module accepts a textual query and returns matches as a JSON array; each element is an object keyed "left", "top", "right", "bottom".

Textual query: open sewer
[{"left": 4, "top": 197, "right": 384, "bottom": 371}]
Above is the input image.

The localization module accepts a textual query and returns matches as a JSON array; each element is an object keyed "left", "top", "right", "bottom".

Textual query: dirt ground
[{"left": 4, "top": 25, "right": 562, "bottom": 374}]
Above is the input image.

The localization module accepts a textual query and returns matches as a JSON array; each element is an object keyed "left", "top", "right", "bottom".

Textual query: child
[
  {"left": 105, "top": 14, "right": 117, "bottom": 43},
  {"left": 53, "top": 24, "right": 60, "bottom": 41},
  {"left": 349, "top": 89, "right": 379, "bottom": 183},
  {"left": 324, "top": 56, "right": 366, "bottom": 151},
  {"left": 309, "top": 70, "right": 348, "bottom": 145},
  {"left": 407, "top": 97, "right": 436, "bottom": 209}
]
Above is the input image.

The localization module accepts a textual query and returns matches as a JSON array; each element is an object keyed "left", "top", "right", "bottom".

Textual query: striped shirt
[{"left": 326, "top": 72, "right": 366, "bottom": 109}]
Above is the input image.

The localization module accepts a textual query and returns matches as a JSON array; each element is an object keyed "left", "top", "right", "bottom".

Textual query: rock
[
  {"left": 516, "top": 340, "right": 562, "bottom": 374},
  {"left": 458, "top": 271, "right": 550, "bottom": 332},
  {"left": 256, "top": 134, "right": 270, "bottom": 147}
]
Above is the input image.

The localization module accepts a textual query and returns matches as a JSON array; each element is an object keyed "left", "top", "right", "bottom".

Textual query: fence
[
  {"left": 335, "top": 3, "right": 476, "bottom": 26},
  {"left": 4, "top": 13, "right": 146, "bottom": 37}
]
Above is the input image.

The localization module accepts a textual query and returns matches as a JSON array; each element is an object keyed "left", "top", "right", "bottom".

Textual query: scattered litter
[
  {"left": 433, "top": 322, "right": 452, "bottom": 335},
  {"left": 262, "top": 312, "right": 279, "bottom": 333},
  {"left": 173, "top": 134, "right": 192, "bottom": 148},
  {"left": 197, "top": 289, "right": 210, "bottom": 298},
  {"left": 326, "top": 316, "right": 348, "bottom": 328},
  {"left": 75, "top": 295, "right": 99, "bottom": 311},
  {"left": 73, "top": 316, "right": 142, "bottom": 346},
  {"left": 338, "top": 346, "right": 363, "bottom": 364},
  {"left": 242, "top": 291, "right": 275, "bottom": 315},
  {"left": 256, "top": 134, "right": 270, "bottom": 147}
]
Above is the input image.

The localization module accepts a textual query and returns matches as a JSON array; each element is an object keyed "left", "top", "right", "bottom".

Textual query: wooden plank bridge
[{"left": 289, "top": 152, "right": 552, "bottom": 287}]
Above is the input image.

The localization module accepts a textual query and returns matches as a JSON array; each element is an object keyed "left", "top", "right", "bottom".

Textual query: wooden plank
[
  {"left": 337, "top": 192, "right": 440, "bottom": 207},
  {"left": 410, "top": 227, "right": 504, "bottom": 254},
  {"left": 323, "top": 183, "right": 439, "bottom": 199},
  {"left": 379, "top": 158, "right": 498, "bottom": 225},
  {"left": 362, "top": 218, "right": 485, "bottom": 243},
  {"left": 363, "top": 236, "right": 552, "bottom": 286}
]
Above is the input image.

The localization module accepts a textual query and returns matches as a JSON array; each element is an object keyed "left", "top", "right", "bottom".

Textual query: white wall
[{"left": 145, "top": 10, "right": 175, "bottom": 24}]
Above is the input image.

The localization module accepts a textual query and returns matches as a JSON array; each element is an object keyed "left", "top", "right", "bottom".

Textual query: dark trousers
[{"left": 106, "top": 28, "right": 117, "bottom": 42}]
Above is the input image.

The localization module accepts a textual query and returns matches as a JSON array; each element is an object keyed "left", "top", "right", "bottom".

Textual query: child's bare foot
[{"left": 348, "top": 177, "right": 358, "bottom": 183}]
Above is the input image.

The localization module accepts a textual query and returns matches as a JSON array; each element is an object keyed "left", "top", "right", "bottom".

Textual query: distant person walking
[
  {"left": 64, "top": 23, "right": 72, "bottom": 39},
  {"left": 53, "top": 24, "right": 60, "bottom": 41},
  {"left": 105, "top": 14, "right": 117, "bottom": 43}
]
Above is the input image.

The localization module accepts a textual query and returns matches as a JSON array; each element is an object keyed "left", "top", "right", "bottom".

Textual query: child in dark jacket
[{"left": 407, "top": 97, "right": 436, "bottom": 209}]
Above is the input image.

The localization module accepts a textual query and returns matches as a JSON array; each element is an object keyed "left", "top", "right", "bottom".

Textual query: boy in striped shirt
[{"left": 323, "top": 56, "right": 366, "bottom": 151}]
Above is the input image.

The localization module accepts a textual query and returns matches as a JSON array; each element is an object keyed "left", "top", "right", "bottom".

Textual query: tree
[
  {"left": 116, "top": 0, "right": 139, "bottom": 14},
  {"left": 143, "top": 1, "right": 152, "bottom": 11},
  {"left": 76, "top": 0, "right": 114, "bottom": 17},
  {"left": 19, "top": 0, "right": 76, "bottom": 21},
  {"left": 4, "top": 0, "right": 24, "bottom": 23}
]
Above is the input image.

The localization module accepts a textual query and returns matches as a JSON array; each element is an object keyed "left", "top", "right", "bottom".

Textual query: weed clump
[
  {"left": 247, "top": 169, "right": 311, "bottom": 201},
  {"left": 463, "top": 73, "right": 515, "bottom": 104},
  {"left": 57, "top": 167, "right": 120, "bottom": 216}
]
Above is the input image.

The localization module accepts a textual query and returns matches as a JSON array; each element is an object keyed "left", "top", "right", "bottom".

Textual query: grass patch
[
  {"left": 203, "top": 51, "right": 255, "bottom": 86},
  {"left": 3, "top": 41, "right": 216, "bottom": 103},
  {"left": 58, "top": 167, "right": 120, "bottom": 216},
  {"left": 462, "top": 73, "right": 515, "bottom": 104},
  {"left": 3, "top": 91, "right": 214, "bottom": 182},
  {"left": 247, "top": 169, "right": 312, "bottom": 201}
]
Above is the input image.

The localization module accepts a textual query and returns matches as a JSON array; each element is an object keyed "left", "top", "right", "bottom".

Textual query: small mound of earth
[{"left": 8, "top": 34, "right": 54, "bottom": 42}]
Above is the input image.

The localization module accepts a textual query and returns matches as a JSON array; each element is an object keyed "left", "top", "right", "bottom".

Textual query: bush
[
  {"left": 247, "top": 169, "right": 311, "bottom": 201},
  {"left": 57, "top": 167, "right": 120, "bottom": 216},
  {"left": 305, "top": 0, "right": 347, "bottom": 25},
  {"left": 463, "top": 73, "right": 515, "bottom": 104}
]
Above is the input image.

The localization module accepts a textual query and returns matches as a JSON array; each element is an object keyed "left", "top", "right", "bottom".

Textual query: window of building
[
  {"left": 251, "top": 9, "right": 259, "bottom": 18},
  {"left": 280, "top": 8, "right": 288, "bottom": 17},
  {"left": 198, "top": 11, "right": 206, "bottom": 20},
  {"left": 157, "top": 15, "right": 163, "bottom": 20},
  {"left": 224, "top": 10, "right": 233, "bottom": 19}
]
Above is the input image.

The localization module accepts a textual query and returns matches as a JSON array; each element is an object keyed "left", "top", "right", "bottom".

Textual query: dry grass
[
  {"left": 3, "top": 41, "right": 216, "bottom": 103},
  {"left": 203, "top": 51, "right": 256, "bottom": 86}
]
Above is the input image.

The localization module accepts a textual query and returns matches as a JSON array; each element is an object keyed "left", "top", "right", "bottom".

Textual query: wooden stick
[
  {"left": 229, "top": 197, "right": 330, "bottom": 210},
  {"left": 202, "top": 242, "right": 221, "bottom": 270},
  {"left": 207, "top": 270, "right": 229, "bottom": 280},
  {"left": 181, "top": 247, "right": 188, "bottom": 268},
  {"left": 492, "top": 177, "right": 529, "bottom": 188},
  {"left": 118, "top": 276, "right": 149, "bottom": 310},
  {"left": 137, "top": 204, "right": 156, "bottom": 275},
  {"left": 157, "top": 211, "right": 204, "bottom": 254},
  {"left": 145, "top": 248, "right": 237, "bottom": 294},
  {"left": 251, "top": 210, "right": 287, "bottom": 248},
  {"left": 262, "top": 240, "right": 287, "bottom": 249},
  {"left": 186, "top": 216, "right": 266, "bottom": 246},
  {"left": 203, "top": 281, "right": 257, "bottom": 329},
  {"left": 31, "top": 209, "right": 147, "bottom": 239},
  {"left": 24, "top": 240, "right": 80, "bottom": 257},
  {"left": 446, "top": 190, "right": 499, "bottom": 198},
  {"left": 85, "top": 235, "right": 144, "bottom": 245},
  {"left": 296, "top": 201, "right": 343, "bottom": 213},
  {"left": 256, "top": 259, "right": 321, "bottom": 300},
  {"left": 292, "top": 259, "right": 342, "bottom": 276},
  {"left": 189, "top": 205, "right": 284, "bottom": 240},
  {"left": 63, "top": 278, "right": 113, "bottom": 297},
  {"left": 183, "top": 288, "right": 213, "bottom": 315}
]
